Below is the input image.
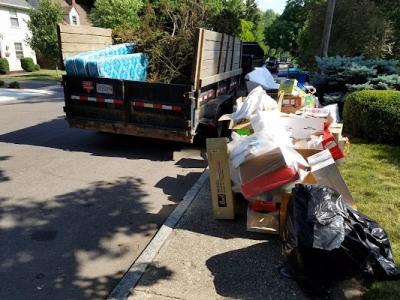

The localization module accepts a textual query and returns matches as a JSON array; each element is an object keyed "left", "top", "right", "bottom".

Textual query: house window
[
  {"left": 71, "top": 15, "right": 77, "bottom": 25},
  {"left": 14, "top": 43, "right": 23, "bottom": 59},
  {"left": 10, "top": 10, "right": 19, "bottom": 28}
]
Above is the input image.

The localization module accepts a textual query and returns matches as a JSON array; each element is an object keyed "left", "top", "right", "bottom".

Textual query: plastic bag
[
  {"left": 284, "top": 184, "right": 400, "bottom": 294},
  {"left": 231, "top": 86, "right": 278, "bottom": 121},
  {"left": 244, "top": 66, "right": 280, "bottom": 91}
]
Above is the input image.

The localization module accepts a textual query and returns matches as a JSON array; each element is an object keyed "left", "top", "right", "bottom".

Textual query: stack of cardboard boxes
[{"left": 207, "top": 80, "right": 353, "bottom": 238}]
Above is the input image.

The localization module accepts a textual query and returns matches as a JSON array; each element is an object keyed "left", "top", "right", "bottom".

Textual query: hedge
[
  {"left": 0, "top": 58, "right": 9, "bottom": 74},
  {"left": 343, "top": 90, "right": 400, "bottom": 144},
  {"left": 0, "top": 80, "right": 4, "bottom": 87},
  {"left": 20, "top": 57, "right": 35, "bottom": 72},
  {"left": 8, "top": 81, "right": 20, "bottom": 89}
]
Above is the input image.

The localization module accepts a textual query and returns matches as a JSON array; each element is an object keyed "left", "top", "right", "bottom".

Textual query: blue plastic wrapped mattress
[
  {"left": 87, "top": 53, "right": 148, "bottom": 81},
  {"left": 64, "top": 43, "right": 136, "bottom": 77}
]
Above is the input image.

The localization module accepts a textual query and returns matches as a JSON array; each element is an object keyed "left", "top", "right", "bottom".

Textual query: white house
[{"left": 0, "top": 0, "right": 37, "bottom": 72}]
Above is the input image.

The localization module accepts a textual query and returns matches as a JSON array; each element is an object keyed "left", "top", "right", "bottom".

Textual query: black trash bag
[{"left": 284, "top": 184, "right": 400, "bottom": 294}]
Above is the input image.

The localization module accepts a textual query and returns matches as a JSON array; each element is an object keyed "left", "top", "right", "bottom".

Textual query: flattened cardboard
[
  {"left": 295, "top": 148, "right": 322, "bottom": 160},
  {"left": 206, "top": 138, "right": 235, "bottom": 219},
  {"left": 280, "top": 115, "right": 325, "bottom": 139},
  {"left": 307, "top": 150, "right": 354, "bottom": 206},
  {"left": 239, "top": 148, "right": 287, "bottom": 183}
]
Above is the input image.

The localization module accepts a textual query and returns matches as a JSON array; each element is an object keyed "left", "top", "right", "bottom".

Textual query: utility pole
[{"left": 321, "top": 0, "right": 337, "bottom": 57}]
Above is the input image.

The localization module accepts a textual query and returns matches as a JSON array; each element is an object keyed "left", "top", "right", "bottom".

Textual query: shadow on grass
[
  {"left": 0, "top": 177, "right": 175, "bottom": 300},
  {"left": 347, "top": 138, "right": 400, "bottom": 168}
]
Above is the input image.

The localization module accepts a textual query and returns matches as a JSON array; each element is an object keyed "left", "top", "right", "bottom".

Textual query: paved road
[{"left": 0, "top": 93, "right": 206, "bottom": 299}]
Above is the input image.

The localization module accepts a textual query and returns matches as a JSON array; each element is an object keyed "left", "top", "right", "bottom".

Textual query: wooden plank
[
  {"left": 200, "top": 67, "right": 218, "bottom": 78},
  {"left": 217, "top": 34, "right": 225, "bottom": 74},
  {"left": 61, "top": 43, "right": 108, "bottom": 53},
  {"left": 202, "top": 50, "right": 222, "bottom": 60},
  {"left": 200, "top": 69, "right": 242, "bottom": 87},
  {"left": 192, "top": 28, "right": 205, "bottom": 90},
  {"left": 59, "top": 24, "right": 111, "bottom": 36},
  {"left": 203, "top": 29, "right": 223, "bottom": 42},
  {"left": 60, "top": 33, "right": 112, "bottom": 45},
  {"left": 202, "top": 40, "right": 222, "bottom": 51}
]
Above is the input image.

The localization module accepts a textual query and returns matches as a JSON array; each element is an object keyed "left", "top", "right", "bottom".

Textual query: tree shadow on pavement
[
  {"left": 206, "top": 242, "right": 307, "bottom": 300},
  {"left": 0, "top": 177, "right": 174, "bottom": 300},
  {"left": 0, "top": 155, "right": 11, "bottom": 183},
  {"left": 0, "top": 117, "right": 196, "bottom": 162}
]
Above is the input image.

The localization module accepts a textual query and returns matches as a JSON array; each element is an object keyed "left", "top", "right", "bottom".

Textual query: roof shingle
[{"left": 0, "top": 0, "right": 32, "bottom": 10}]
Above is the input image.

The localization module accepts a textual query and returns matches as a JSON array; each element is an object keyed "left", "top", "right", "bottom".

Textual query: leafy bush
[
  {"left": 34, "top": 64, "right": 40, "bottom": 71},
  {"left": 343, "top": 90, "right": 400, "bottom": 144},
  {"left": 8, "top": 81, "right": 20, "bottom": 89},
  {"left": 0, "top": 58, "right": 9, "bottom": 74},
  {"left": 312, "top": 56, "right": 400, "bottom": 106},
  {"left": 20, "top": 57, "right": 35, "bottom": 72},
  {"left": 0, "top": 80, "right": 4, "bottom": 87}
]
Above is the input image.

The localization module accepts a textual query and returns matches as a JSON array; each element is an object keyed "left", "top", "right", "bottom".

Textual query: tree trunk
[{"left": 321, "top": 0, "right": 337, "bottom": 57}]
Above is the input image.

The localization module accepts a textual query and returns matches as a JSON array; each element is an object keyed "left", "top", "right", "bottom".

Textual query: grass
[
  {"left": 0, "top": 69, "right": 65, "bottom": 81},
  {"left": 338, "top": 139, "right": 400, "bottom": 299}
]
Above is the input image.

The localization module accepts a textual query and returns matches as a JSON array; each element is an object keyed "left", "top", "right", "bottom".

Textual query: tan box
[
  {"left": 247, "top": 207, "right": 279, "bottom": 235},
  {"left": 329, "top": 123, "right": 343, "bottom": 143},
  {"left": 206, "top": 138, "right": 235, "bottom": 219},
  {"left": 295, "top": 148, "right": 322, "bottom": 160}
]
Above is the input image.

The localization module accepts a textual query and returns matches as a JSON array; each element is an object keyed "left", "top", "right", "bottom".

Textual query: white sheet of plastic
[
  {"left": 231, "top": 86, "right": 278, "bottom": 121},
  {"left": 245, "top": 67, "right": 280, "bottom": 91}
]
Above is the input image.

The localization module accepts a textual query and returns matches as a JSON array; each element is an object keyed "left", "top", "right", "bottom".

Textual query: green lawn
[
  {"left": 339, "top": 139, "right": 400, "bottom": 299},
  {"left": 0, "top": 69, "right": 65, "bottom": 81}
]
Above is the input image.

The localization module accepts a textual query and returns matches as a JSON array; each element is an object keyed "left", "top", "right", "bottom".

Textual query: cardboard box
[
  {"left": 329, "top": 123, "right": 343, "bottom": 143},
  {"left": 280, "top": 115, "right": 325, "bottom": 139},
  {"left": 295, "top": 148, "right": 322, "bottom": 160},
  {"left": 279, "top": 79, "right": 296, "bottom": 94},
  {"left": 307, "top": 150, "right": 354, "bottom": 206},
  {"left": 239, "top": 148, "right": 287, "bottom": 183},
  {"left": 281, "top": 96, "right": 305, "bottom": 114},
  {"left": 338, "top": 136, "right": 350, "bottom": 154},
  {"left": 247, "top": 206, "right": 279, "bottom": 234},
  {"left": 241, "top": 166, "right": 299, "bottom": 198},
  {"left": 206, "top": 138, "right": 235, "bottom": 219},
  {"left": 322, "top": 129, "right": 345, "bottom": 163}
]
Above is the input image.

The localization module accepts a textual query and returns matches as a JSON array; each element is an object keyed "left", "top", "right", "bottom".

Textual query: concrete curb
[{"left": 108, "top": 170, "right": 209, "bottom": 300}]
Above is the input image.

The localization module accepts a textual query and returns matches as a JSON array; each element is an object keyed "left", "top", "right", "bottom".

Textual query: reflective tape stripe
[
  {"left": 131, "top": 101, "right": 182, "bottom": 112},
  {"left": 71, "top": 95, "right": 123, "bottom": 105}
]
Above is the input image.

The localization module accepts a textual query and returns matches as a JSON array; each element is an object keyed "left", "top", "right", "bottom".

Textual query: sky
[{"left": 256, "top": 0, "right": 286, "bottom": 14}]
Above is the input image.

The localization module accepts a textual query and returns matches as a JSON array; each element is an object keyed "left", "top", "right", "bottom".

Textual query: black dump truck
[{"left": 58, "top": 25, "right": 242, "bottom": 143}]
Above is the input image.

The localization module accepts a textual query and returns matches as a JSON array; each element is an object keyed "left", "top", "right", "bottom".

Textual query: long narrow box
[{"left": 206, "top": 138, "right": 235, "bottom": 219}]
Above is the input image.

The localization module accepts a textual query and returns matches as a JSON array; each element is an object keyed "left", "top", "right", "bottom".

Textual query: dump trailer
[{"left": 58, "top": 25, "right": 242, "bottom": 143}]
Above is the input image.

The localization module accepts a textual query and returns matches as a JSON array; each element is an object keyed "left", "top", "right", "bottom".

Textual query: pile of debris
[{"left": 206, "top": 79, "right": 400, "bottom": 295}]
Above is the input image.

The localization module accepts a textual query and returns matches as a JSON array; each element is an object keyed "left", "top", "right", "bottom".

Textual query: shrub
[
  {"left": 343, "top": 90, "right": 400, "bottom": 144},
  {"left": 8, "top": 81, "right": 20, "bottom": 89},
  {"left": 20, "top": 57, "right": 35, "bottom": 72},
  {"left": 34, "top": 64, "right": 40, "bottom": 71},
  {"left": 0, "top": 58, "right": 9, "bottom": 74},
  {"left": 0, "top": 80, "right": 4, "bottom": 87}
]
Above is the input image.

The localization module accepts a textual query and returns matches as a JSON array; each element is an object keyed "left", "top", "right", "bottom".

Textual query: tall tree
[
  {"left": 264, "top": 0, "right": 311, "bottom": 56},
  {"left": 298, "top": 0, "right": 390, "bottom": 68},
  {"left": 244, "top": 0, "right": 259, "bottom": 24},
  {"left": 90, "top": 0, "right": 143, "bottom": 29},
  {"left": 27, "top": 0, "right": 63, "bottom": 65}
]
